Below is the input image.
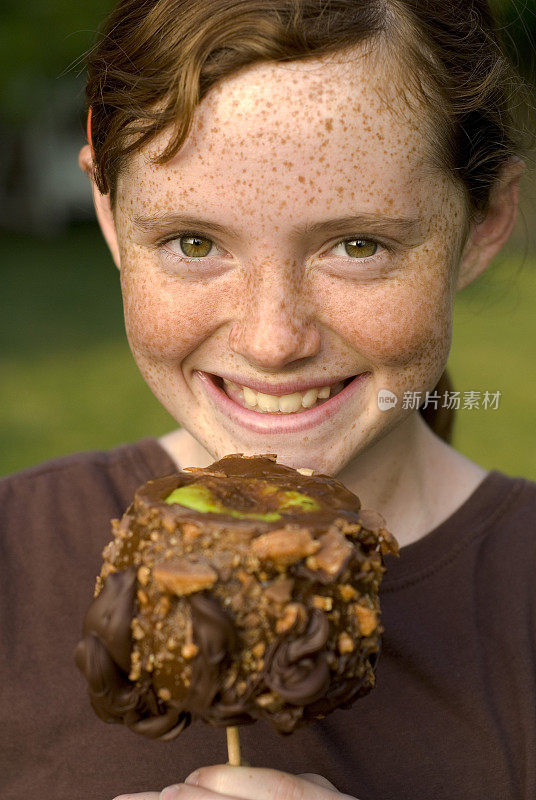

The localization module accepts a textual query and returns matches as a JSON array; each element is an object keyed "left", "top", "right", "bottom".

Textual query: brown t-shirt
[{"left": 1, "top": 438, "right": 535, "bottom": 800}]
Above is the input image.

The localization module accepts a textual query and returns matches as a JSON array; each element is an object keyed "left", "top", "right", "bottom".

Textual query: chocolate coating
[
  {"left": 264, "top": 610, "right": 330, "bottom": 704},
  {"left": 75, "top": 454, "right": 398, "bottom": 738}
]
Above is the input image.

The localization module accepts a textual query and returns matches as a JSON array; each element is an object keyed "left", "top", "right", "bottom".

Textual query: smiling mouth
[{"left": 210, "top": 374, "right": 355, "bottom": 414}]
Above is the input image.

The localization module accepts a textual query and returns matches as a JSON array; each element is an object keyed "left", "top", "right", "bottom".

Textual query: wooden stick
[{"left": 226, "top": 726, "right": 242, "bottom": 766}]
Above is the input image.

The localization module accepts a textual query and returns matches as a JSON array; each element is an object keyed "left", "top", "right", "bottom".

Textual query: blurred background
[{"left": 1, "top": 0, "right": 535, "bottom": 478}]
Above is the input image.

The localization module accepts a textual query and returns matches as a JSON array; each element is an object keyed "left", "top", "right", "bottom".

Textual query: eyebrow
[{"left": 132, "top": 212, "right": 423, "bottom": 242}]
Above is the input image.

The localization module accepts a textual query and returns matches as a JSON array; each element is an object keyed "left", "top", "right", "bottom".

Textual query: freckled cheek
[
  {"left": 120, "top": 272, "right": 220, "bottom": 362},
  {"left": 327, "top": 278, "right": 453, "bottom": 368}
]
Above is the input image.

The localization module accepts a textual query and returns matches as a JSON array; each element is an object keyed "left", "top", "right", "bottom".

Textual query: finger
[
  {"left": 112, "top": 794, "right": 160, "bottom": 799},
  {"left": 298, "top": 774, "right": 339, "bottom": 791},
  {"left": 160, "top": 784, "right": 238, "bottom": 800},
  {"left": 184, "top": 765, "right": 349, "bottom": 800}
]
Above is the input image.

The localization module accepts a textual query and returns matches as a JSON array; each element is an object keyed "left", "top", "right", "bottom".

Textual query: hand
[{"left": 112, "top": 764, "right": 360, "bottom": 800}]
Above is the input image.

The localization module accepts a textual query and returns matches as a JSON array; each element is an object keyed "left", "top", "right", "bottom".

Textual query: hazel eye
[
  {"left": 339, "top": 238, "right": 378, "bottom": 258},
  {"left": 177, "top": 235, "right": 214, "bottom": 258}
]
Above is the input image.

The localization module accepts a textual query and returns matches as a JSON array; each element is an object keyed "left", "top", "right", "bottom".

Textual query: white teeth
[
  {"left": 279, "top": 392, "right": 303, "bottom": 413},
  {"left": 256, "top": 392, "right": 280, "bottom": 412},
  {"left": 301, "top": 388, "right": 320, "bottom": 408},
  {"left": 222, "top": 377, "right": 342, "bottom": 413},
  {"left": 242, "top": 386, "right": 258, "bottom": 407}
]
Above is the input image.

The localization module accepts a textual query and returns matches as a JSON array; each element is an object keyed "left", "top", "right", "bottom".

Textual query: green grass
[
  {"left": 1, "top": 222, "right": 535, "bottom": 479},
  {"left": 0, "top": 223, "right": 174, "bottom": 475},
  {"left": 448, "top": 255, "right": 536, "bottom": 478}
]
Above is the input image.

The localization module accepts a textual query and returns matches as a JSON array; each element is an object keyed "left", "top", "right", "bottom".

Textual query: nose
[{"left": 228, "top": 265, "right": 321, "bottom": 371}]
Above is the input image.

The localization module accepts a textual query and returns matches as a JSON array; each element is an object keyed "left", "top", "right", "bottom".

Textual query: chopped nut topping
[
  {"left": 150, "top": 531, "right": 160, "bottom": 542},
  {"left": 305, "top": 529, "right": 353, "bottom": 576},
  {"left": 354, "top": 604, "right": 378, "bottom": 636},
  {"left": 158, "top": 687, "right": 172, "bottom": 702},
  {"left": 144, "top": 653, "right": 155, "bottom": 672},
  {"left": 252, "top": 642, "right": 266, "bottom": 658},
  {"left": 378, "top": 527, "right": 400, "bottom": 556},
  {"left": 256, "top": 691, "right": 279, "bottom": 707},
  {"left": 153, "top": 557, "right": 217, "bottom": 596},
  {"left": 265, "top": 577, "right": 294, "bottom": 604},
  {"left": 131, "top": 618, "right": 145, "bottom": 640},
  {"left": 276, "top": 602, "right": 305, "bottom": 633},
  {"left": 235, "top": 570, "right": 257, "bottom": 594},
  {"left": 100, "top": 563, "right": 117, "bottom": 580},
  {"left": 136, "top": 589, "right": 149, "bottom": 608},
  {"left": 312, "top": 595, "right": 333, "bottom": 611},
  {"left": 181, "top": 522, "right": 201, "bottom": 544},
  {"left": 296, "top": 467, "right": 314, "bottom": 476},
  {"left": 339, "top": 584, "right": 358, "bottom": 602},
  {"left": 137, "top": 565, "right": 150, "bottom": 586},
  {"left": 102, "top": 540, "right": 119, "bottom": 563},
  {"left": 111, "top": 517, "right": 129, "bottom": 538},
  {"left": 250, "top": 527, "right": 320, "bottom": 566},
  {"left": 154, "top": 595, "right": 171, "bottom": 618},
  {"left": 243, "top": 612, "right": 261, "bottom": 628},
  {"left": 338, "top": 632, "right": 355, "bottom": 654},
  {"left": 181, "top": 642, "right": 199, "bottom": 660},
  {"left": 230, "top": 593, "right": 244, "bottom": 612},
  {"left": 341, "top": 522, "right": 362, "bottom": 536}
]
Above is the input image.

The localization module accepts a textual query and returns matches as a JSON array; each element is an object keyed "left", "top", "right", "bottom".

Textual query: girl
[{"left": 1, "top": 1, "right": 534, "bottom": 799}]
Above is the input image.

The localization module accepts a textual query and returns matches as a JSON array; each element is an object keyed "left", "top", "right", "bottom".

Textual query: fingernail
[
  {"left": 185, "top": 770, "right": 200, "bottom": 786},
  {"left": 160, "top": 785, "right": 180, "bottom": 800}
]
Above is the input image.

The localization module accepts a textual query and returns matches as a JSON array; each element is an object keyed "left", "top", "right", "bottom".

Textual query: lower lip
[{"left": 194, "top": 371, "right": 370, "bottom": 434}]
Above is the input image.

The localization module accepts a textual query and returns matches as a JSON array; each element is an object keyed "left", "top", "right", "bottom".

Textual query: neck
[
  {"left": 159, "top": 412, "right": 487, "bottom": 550},
  {"left": 337, "top": 412, "right": 487, "bottom": 547}
]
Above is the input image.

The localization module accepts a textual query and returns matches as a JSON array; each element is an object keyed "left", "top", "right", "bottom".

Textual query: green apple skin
[{"left": 165, "top": 481, "right": 320, "bottom": 521}]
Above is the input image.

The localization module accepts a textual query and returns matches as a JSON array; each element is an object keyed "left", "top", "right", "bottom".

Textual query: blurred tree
[
  {"left": 492, "top": 0, "right": 536, "bottom": 78},
  {"left": 0, "top": 0, "right": 114, "bottom": 123}
]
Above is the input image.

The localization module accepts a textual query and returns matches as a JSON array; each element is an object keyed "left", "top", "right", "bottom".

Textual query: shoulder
[
  {"left": 0, "top": 438, "right": 175, "bottom": 545},
  {"left": 485, "top": 469, "right": 536, "bottom": 532},
  {"left": 1, "top": 437, "right": 168, "bottom": 489},
  {"left": 475, "top": 470, "right": 536, "bottom": 600},
  {"left": 0, "top": 436, "right": 175, "bottom": 489},
  {"left": 466, "top": 469, "right": 536, "bottom": 556}
]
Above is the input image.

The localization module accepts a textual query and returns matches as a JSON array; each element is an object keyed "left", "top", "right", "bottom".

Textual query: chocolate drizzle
[
  {"left": 74, "top": 568, "right": 190, "bottom": 739},
  {"left": 264, "top": 610, "right": 330, "bottom": 705},
  {"left": 79, "top": 568, "right": 136, "bottom": 673},
  {"left": 187, "top": 594, "right": 236, "bottom": 711}
]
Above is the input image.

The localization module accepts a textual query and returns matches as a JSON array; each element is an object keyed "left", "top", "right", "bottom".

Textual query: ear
[
  {"left": 456, "top": 158, "right": 524, "bottom": 292},
  {"left": 79, "top": 144, "right": 121, "bottom": 269}
]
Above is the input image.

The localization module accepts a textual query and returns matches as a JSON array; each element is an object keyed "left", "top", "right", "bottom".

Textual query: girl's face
[{"left": 110, "top": 51, "right": 467, "bottom": 474}]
